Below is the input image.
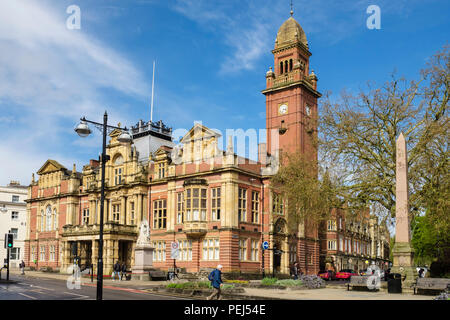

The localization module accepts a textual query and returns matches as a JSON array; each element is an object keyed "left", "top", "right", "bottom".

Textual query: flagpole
[{"left": 151, "top": 60, "right": 155, "bottom": 123}]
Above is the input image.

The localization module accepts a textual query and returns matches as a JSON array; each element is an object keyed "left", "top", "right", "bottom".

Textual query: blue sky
[{"left": 0, "top": 0, "right": 449, "bottom": 186}]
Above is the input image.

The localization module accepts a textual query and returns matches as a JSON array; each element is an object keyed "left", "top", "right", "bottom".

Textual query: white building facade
[{"left": 0, "top": 181, "right": 28, "bottom": 268}]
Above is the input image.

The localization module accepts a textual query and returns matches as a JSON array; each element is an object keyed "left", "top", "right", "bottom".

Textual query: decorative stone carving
[
  {"left": 132, "top": 220, "right": 154, "bottom": 280},
  {"left": 136, "top": 219, "right": 150, "bottom": 246}
]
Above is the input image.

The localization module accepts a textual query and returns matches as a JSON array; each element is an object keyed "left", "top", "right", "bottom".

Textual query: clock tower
[{"left": 262, "top": 11, "right": 321, "bottom": 159}]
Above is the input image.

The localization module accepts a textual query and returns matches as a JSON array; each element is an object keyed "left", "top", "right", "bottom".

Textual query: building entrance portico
[
  {"left": 60, "top": 223, "right": 137, "bottom": 275},
  {"left": 272, "top": 218, "right": 289, "bottom": 275}
]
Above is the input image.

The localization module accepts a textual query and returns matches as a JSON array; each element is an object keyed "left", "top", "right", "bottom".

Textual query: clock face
[{"left": 278, "top": 103, "right": 288, "bottom": 115}]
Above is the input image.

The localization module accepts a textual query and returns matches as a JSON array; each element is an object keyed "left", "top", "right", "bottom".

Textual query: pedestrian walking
[
  {"left": 121, "top": 262, "right": 127, "bottom": 280},
  {"left": 20, "top": 260, "right": 25, "bottom": 275},
  {"left": 112, "top": 261, "right": 121, "bottom": 281},
  {"left": 290, "top": 262, "right": 299, "bottom": 280},
  {"left": 207, "top": 265, "right": 223, "bottom": 300}
]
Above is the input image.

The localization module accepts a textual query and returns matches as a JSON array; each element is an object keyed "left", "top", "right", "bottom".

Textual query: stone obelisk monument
[{"left": 391, "top": 133, "right": 415, "bottom": 289}]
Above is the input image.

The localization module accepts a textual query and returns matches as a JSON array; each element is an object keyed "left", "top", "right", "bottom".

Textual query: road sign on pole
[
  {"left": 170, "top": 241, "right": 179, "bottom": 259},
  {"left": 262, "top": 241, "right": 269, "bottom": 250}
]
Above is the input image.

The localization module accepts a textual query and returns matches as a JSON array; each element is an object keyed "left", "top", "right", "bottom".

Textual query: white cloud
[
  {"left": 0, "top": 0, "right": 149, "bottom": 185},
  {"left": 173, "top": 0, "right": 421, "bottom": 74}
]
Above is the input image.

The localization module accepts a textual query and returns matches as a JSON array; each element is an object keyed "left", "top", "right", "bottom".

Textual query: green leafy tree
[
  {"left": 270, "top": 151, "right": 343, "bottom": 232},
  {"left": 319, "top": 46, "right": 449, "bottom": 225}
]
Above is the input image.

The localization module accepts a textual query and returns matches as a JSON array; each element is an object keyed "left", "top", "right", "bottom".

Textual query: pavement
[
  {"left": 1, "top": 270, "right": 435, "bottom": 300},
  {"left": 238, "top": 287, "right": 433, "bottom": 300}
]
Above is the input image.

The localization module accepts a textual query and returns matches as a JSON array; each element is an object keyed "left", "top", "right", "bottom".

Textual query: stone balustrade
[{"left": 183, "top": 221, "right": 208, "bottom": 236}]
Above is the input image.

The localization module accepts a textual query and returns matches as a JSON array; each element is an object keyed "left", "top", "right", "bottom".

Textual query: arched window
[
  {"left": 46, "top": 205, "right": 52, "bottom": 231},
  {"left": 40, "top": 210, "right": 45, "bottom": 231},
  {"left": 53, "top": 209, "right": 58, "bottom": 230},
  {"left": 289, "top": 59, "right": 293, "bottom": 71},
  {"left": 285, "top": 60, "right": 288, "bottom": 73},
  {"left": 280, "top": 61, "right": 283, "bottom": 74}
]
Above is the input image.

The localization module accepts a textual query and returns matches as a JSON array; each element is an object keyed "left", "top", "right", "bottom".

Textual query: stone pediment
[
  {"left": 155, "top": 145, "right": 172, "bottom": 155},
  {"left": 153, "top": 145, "right": 173, "bottom": 162},
  {"left": 180, "top": 123, "right": 221, "bottom": 144},
  {"left": 37, "top": 160, "right": 67, "bottom": 175}
]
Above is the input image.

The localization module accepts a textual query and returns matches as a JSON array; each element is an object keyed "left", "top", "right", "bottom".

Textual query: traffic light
[{"left": 7, "top": 234, "right": 13, "bottom": 248}]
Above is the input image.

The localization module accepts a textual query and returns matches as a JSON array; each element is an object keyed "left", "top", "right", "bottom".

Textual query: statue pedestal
[
  {"left": 392, "top": 242, "right": 416, "bottom": 292},
  {"left": 132, "top": 243, "right": 154, "bottom": 281}
]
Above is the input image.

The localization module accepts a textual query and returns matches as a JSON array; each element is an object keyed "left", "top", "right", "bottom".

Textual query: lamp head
[
  {"left": 117, "top": 128, "right": 132, "bottom": 143},
  {"left": 75, "top": 119, "right": 91, "bottom": 138}
]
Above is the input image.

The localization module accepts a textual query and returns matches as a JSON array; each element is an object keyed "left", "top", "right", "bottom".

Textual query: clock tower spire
[{"left": 262, "top": 13, "right": 321, "bottom": 159}]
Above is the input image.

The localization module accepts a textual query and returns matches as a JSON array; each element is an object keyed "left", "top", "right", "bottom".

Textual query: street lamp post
[{"left": 75, "top": 111, "right": 132, "bottom": 300}]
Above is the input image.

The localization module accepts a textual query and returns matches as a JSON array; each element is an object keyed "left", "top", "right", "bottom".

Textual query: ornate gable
[
  {"left": 180, "top": 123, "right": 221, "bottom": 144},
  {"left": 180, "top": 123, "right": 221, "bottom": 163},
  {"left": 37, "top": 160, "right": 67, "bottom": 175},
  {"left": 154, "top": 146, "right": 173, "bottom": 162}
]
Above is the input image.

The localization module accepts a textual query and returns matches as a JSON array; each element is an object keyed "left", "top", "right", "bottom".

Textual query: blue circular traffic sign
[{"left": 262, "top": 241, "right": 269, "bottom": 250}]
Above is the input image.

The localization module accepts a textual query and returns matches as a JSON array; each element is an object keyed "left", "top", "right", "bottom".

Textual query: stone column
[
  {"left": 89, "top": 200, "right": 94, "bottom": 225},
  {"left": 137, "top": 194, "right": 143, "bottom": 224},
  {"left": 96, "top": 199, "right": 101, "bottom": 225},
  {"left": 392, "top": 133, "right": 415, "bottom": 288},
  {"left": 121, "top": 197, "right": 126, "bottom": 225},
  {"left": 282, "top": 237, "right": 289, "bottom": 274},
  {"left": 130, "top": 241, "right": 136, "bottom": 268},
  {"left": 113, "top": 240, "right": 119, "bottom": 264},
  {"left": 104, "top": 239, "right": 113, "bottom": 275},
  {"left": 91, "top": 240, "right": 98, "bottom": 273},
  {"left": 61, "top": 241, "right": 71, "bottom": 274},
  {"left": 60, "top": 241, "right": 67, "bottom": 273},
  {"left": 167, "top": 182, "right": 176, "bottom": 231}
]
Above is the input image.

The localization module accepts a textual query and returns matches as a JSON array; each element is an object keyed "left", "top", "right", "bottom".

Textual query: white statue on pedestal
[
  {"left": 133, "top": 219, "right": 154, "bottom": 280},
  {"left": 137, "top": 219, "right": 150, "bottom": 246}
]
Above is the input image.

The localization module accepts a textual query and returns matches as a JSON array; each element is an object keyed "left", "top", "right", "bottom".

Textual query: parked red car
[
  {"left": 336, "top": 269, "right": 359, "bottom": 280},
  {"left": 318, "top": 270, "right": 336, "bottom": 281}
]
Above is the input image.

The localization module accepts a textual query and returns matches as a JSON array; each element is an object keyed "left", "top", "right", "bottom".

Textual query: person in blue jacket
[{"left": 207, "top": 265, "right": 223, "bottom": 300}]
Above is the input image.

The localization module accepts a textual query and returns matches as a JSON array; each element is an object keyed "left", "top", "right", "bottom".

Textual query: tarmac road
[{"left": 0, "top": 274, "right": 188, "bottom": 300}]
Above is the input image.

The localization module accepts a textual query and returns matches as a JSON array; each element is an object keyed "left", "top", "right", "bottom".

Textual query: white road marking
[
  {"left": 63, "top": 291, "right": 89, "bottom": 299},
  {"left": 18, "top": 293, "right": 37, "bottom": 300},
  {"left": 32, "top": 286, "right": 55, "bottom": 291}
]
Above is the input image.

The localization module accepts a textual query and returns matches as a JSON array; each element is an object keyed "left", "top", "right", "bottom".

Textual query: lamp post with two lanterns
[{"left": 74, "top": 111, "right": 132, "bottom": 301}]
